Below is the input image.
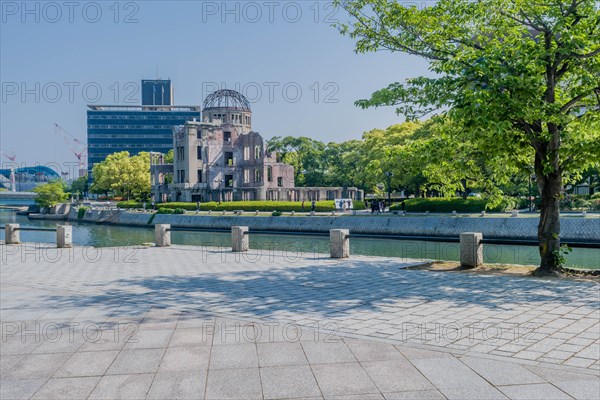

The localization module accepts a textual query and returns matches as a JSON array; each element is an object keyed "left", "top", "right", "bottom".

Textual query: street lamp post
[
  {"left": 530, "top": 173, "right": 537, "bottom": 212},
  {"left": 384, "top": 171, "right": 393, "bottom": 210},
  {"left": 528, "top": 174, "right": 532, "bottom": 212}
]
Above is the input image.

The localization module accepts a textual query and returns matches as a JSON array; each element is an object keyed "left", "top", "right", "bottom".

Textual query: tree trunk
[{"left": 536, "top": 165, "right": 562, "bottom": 273}]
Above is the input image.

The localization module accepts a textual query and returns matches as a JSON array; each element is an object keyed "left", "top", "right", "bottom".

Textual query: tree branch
[
  {"left": 560, "top": 87, "right": 600, "bottom": 113},
  {"left": 571, "top": 47, "right": 600, "bottom": 59}
]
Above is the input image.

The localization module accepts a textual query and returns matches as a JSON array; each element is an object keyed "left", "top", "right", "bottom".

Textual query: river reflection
[{"left": 1, "top": 211, "right": 598, "bottom": 269}]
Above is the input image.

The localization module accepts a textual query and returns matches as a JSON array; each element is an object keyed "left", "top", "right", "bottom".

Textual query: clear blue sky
[{"left": 1, "top": 1, "right": 430, "bottom": 168}]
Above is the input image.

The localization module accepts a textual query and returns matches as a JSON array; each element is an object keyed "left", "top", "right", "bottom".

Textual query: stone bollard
[
  {"left": 425, "top": 211, "right": 429, "bottom": 216},
  {"left": 330, "top": 229, "right": 350, "bottom": 258},
  {"left": 452, "top": 210, "right": 457, "bottom": 216},
  {"left": 155, "top": 224, "right": 171, "bottom": 247},
  {"left": 222, "top": 211, "right": 226, "bottom": 215},
  {"left": 331, "top": 211, "right": 336, "bottom": 216},
  {"left": 511, "top": 210, "right": 519, "bottom": 217},
  {"left": 255, "top": 210, "right": 259, "bottom": 215},
  {"left": 56, "top": 225, "right": 73, "bottom": 248},
  {"left": 232, "top": 226, "right": 249, "bottom": 252},
  {"left": 291, "top": 211, "right": 295, "bottom": 216},
  {"left": 481, "top": 211, "right": 486, "bottom": 217},
  {"left": 582, "top": 211, "right": 587, "bottom": 217},
  {"left": 460, "top": 232, "right": 483, "bottom": 268},
  {"left": 5, "top": 224, "right": 20, "bottom": 244},
  {"left": 310, "top": 211, "right": 315, "bottom": 216}
]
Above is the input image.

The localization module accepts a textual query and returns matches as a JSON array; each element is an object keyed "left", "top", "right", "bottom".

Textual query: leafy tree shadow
[{"left": 39, "top": 248, "right": 598, "bottom": 322}]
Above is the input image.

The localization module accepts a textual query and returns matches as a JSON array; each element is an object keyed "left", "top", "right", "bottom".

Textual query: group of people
[
  {"left": 301, "top": 200, "right": 317, "bottom": 212},
  {"left": 368, "top": 200, "right": 387, "bottom": 214},
  {"left": 336, "top": 199, "right": 353, "bottom": 211},
  {"left": 366, "top": 199, "right": 406, "bottom": 214}
]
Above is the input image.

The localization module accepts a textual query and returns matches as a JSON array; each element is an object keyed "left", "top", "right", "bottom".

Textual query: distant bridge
[
  {"left": 0, "top": 166, "right": 61, "bottom": 180},
  {"left": 0, "top": 191, "right": 37, "bottom": 199}
]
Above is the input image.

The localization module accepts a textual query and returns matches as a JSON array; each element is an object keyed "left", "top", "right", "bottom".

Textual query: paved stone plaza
[{"left": 1, "top": 243, "right": 599, "bottom": 399}]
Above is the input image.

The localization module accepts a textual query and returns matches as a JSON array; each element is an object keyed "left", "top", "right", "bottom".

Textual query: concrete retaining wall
[{"left": 67, "top": 209, "right": 600, "bottom": 241}]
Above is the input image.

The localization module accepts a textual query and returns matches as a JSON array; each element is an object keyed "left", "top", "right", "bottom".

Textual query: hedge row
[
  {"left": 117, "top": 200, "right": 366, "bottom": 212},
  {"left": 389, "top": 197, "right": 528, "bottom": 212}
]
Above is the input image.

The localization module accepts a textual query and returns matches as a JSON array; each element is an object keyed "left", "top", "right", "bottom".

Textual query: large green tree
[
  {"left": 267, "top": 136, "right": 327, "bottom": 186},
  {"left": 33, "top": 180, "right": 68, "bottom": 208},
  {"left": 336, "top": 0, "right": 600, "bottom": 273},
  {"left": 91, "top": 151, "right": 151, "bottom": 200},
  {"left": 68, "top": 176, "right": 88, "bottom": 197}
]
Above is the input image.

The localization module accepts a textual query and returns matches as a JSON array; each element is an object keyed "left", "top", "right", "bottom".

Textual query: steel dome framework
[{"left": 203, "top": 89, "right": 251, "bottom": 111}]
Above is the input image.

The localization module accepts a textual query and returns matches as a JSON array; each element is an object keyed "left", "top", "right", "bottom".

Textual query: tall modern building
[
  {"left": 87, "top": 80, "right": 201, "bottom": 176},
  {"left": 141, "top": 79, "right": 173, "bottom": 106}
]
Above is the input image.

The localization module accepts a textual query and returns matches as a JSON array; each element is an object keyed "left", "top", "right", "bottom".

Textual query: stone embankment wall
[{"left": 67, "top": 209, "right": 600, "bottom": 241}]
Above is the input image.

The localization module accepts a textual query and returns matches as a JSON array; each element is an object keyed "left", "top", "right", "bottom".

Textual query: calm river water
[{"left": 1, "top": 209, "right": 598, "bottom": 269}]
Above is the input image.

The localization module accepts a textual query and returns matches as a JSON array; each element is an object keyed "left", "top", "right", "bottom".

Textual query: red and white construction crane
[
  {"left": 1, "top": 151, "right": 17, "bottom": 192},
  {"left": 53, "top": 123, "right": 87, "bottom": 177}
]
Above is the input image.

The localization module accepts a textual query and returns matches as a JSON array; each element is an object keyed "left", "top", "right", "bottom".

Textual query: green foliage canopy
[
  {"left": 335, "top": 0, "right": 600, "bottom": 271},
  {"left": 91, "top": 151, "right": 151, "bottom": 200},
  {"left": 33, "top": 180, "right": 68, "bottom": 208}
]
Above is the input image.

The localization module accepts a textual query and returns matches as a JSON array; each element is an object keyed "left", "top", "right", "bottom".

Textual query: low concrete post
[
  {"left": 460, "top": 232, "right": 483, "bottom": 268},
  {"left": 452, "top": 210, "right": 457, "bottom": 216},
  {"left": 56, "top": 225, "right": 73, "bottom": 248},
  {"left": 511, "top": 210, "right": 519, "bottom": 217},
  {"left": 310, "top": 211, "right": 315, "bottom": 216},
  {"left": 582, "top": 211, "right": 587, "bottom": 217},
  {"left": 232, "top": 226, "right": 249, "bottom": 252},
  {"left": 480, "top": 211, "right": 486, "bottom": 217},
  {"left": 330, "top": 229, "right": 350, "bottom": 258},
  {"left": 155, "top": 224, "right": 171, "bottom": 247},
  {"left": 5, "top": 224, "right": 20, "bottom": 244}
]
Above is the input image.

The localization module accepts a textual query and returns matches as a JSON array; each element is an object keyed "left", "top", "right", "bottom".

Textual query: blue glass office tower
[
  {"left": 87, "top": 104, "right": 201, "bottom": 176},
  {"left": 142, "top": 79, "right": 173, "bottom": 106}
]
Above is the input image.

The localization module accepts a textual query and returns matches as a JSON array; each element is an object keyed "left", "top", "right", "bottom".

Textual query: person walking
[
  {"left": 302, "top": 200, "right": 305, "bottom": 211},
  {"left": 311, "top": 199, "right": 316, "bottom": 212}
]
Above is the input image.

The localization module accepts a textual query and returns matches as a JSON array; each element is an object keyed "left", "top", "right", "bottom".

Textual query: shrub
[
  {"left": 560, "top": 194, "right": 591, "bottom": 210},
  {"left": 272, "top": 211, "right": 282, "bottom": 216},
  {"left": 173, "top": 208, "right": 185, "bottom": 214},
  {"left": 117, "top": 200, "right": 142, "bottom": 209},
  {"left": 389, "top": 197, "right": 527, "bottom": 212},
  {"left": 117, "top": 200, "right": 366, "bottom": 212},
  {"left": 156, "top": 207, "right": 174, "bottom": 214},
  {"left": 77, "top": 206, "right": 88, "bottom": 219}
]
